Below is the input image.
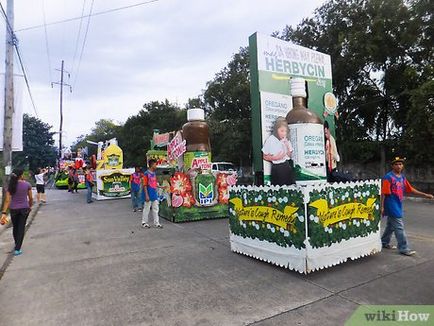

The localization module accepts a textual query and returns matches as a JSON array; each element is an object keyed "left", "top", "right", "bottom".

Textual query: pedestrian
[
  {"left": 381, "top": 156, "right": 433, "bottom": 256},
  {"left": 84, "top": 167, "right": 95, "bottom": 203},
  {"left": 35, "top": 167, "right": 47, "bottom": 204},
  {"left": 141, "top": 159, "right": 162, "bottom": 228},
  {"left": 72, "top": 168, "right": 79, "bottom": 193},
  {"left": 324, "top": 121, "right": 340, "bottom": 182},
  {"left": 130, "top": 166, "right": 142, "bottom": 212},
  {"left": 0, "top": 169, "right": 33, "bottom": 256},
  {"left": 67, "top": 166, "right": 74, "bottom": 192}
]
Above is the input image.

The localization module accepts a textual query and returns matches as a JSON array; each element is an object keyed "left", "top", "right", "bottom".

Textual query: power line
[
  {"left": 0, "top": 1, "right": 39, "bottom": 117},
  {"left": 71, "top": 0, "right": 87, "bottom": 77},
  {"left": 73, "top": 0, "right": 94, "bottom": 87},
  {"left": 42, "top": 0, "right": 52, "bottom": 82},
  {"left": 15, "top": 0, "right": 159, "bottom": 32},
  {"left": 14, "top": 45, "right": 39, "bottom": 117}
]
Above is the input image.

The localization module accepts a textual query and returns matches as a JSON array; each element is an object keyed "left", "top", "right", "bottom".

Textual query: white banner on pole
[{"left": 0, "top": 73, "right": 24, "bottom": 151}]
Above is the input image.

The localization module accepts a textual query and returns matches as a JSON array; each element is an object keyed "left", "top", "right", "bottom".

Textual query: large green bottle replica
[
  {"left": 182, "top": 109, "right": 217, "bottom": 207},
  {"left": 286, "top": 78, "right": 327, "bottom": 182}
]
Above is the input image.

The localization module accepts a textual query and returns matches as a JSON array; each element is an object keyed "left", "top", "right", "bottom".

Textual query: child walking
[
  {"left": 381, "top": 157, "right": 433, "bottom": 256},
  {"left": 141, "top": 159, "right": 162, "bottom": 228}
]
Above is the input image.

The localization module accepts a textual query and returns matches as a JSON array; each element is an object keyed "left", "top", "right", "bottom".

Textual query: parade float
[
  {"left": 55, "top": 150, "right": 86, "bottom": 189},
  {"left": 89, "top": 139, "right": 134, "bottom": 201},
  {"left": 228, "top": 33, "right": 381, "bottom": 273},
  {"left": 146, "top": 109, "right": 237, "bottom": 222}
]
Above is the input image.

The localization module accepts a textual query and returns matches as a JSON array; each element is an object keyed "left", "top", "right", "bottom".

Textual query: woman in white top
[
  {"left": 35, "top": 168, "right": 47, "bottom": 204},
  {"left": 262, "top": 117, "right": 295, "bottom": 185}
]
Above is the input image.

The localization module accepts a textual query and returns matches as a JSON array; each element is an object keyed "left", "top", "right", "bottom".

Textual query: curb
[
  {"left": 0, "top": 204, "right": 40, "bottom": 281},
  {"left": 404, "top": 197, "right": 434, "bottom": 204}
]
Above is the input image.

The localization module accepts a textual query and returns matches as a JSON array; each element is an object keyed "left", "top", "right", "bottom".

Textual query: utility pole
[
  {"left": 2, "top": 0, "right": 15, "bottom": 200},
  {"left": 52, "top": 60, "right": 71, "bottom": 160}
]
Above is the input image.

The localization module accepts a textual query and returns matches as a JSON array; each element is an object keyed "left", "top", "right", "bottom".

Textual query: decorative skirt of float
[
  {"left": 159, "top": 171, "right": 238, "bottom": 223},
  {"left": 228, "top": 180, "right": 382, "bottom": 273}
]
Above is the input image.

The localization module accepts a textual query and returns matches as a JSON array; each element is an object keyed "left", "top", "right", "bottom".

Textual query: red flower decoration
[
  {"left": 216, "top": 173, "right": 228, "bottom": 188},
  {"left": 170, "top": 172, "right": 192, "bottom": 195},
  {"left": 218, "top": 187, "right": 229, "bottom": 204},
  {"left": 182, "top": 192, "right": 195, "bottom": 208}
]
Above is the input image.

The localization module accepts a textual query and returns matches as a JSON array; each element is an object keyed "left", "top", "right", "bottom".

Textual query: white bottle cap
[
  {"left": 290, "top": 78, "right": 307, "bottom": 98},
  {"left": 187, "top": 108, "right": 205, "bottom": 121}
]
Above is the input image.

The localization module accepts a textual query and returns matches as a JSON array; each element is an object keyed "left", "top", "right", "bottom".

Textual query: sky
[{"left": 1, "top": 0, "right": 325, "bottom": 147}]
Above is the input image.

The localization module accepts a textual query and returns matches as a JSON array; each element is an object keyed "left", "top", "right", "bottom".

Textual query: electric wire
[
  {"left": 16, "top": 0, "right": 159, "bottom": 32},
  {"left": 71, "top": 0, "right": 87, "bottom": 78},
  {"left": 0, "top": 1, "right": 39, "bottom": 117},
  {"left": 14, "top": 45, "right": 39, "bottom": 117},
  {"left": 42, "top": 0, "right": 53, "bottom": 82},
  {"left": 73, "top": 0, "right": 94, "bottom": 87}
]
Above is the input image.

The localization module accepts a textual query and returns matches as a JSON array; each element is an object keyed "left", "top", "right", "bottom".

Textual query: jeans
[
  {"left": 142, "top": 200, "right": 160, "bottom": 225},
  {"left": 381, "top": 216, "right": 410, "bottom": 253},
  {"left": 87, "top": 186, "right": 93, "bottom": 203},
  {"left": 131, "top": 189, "right": 141, "bottom": 209},
  {"left": 10, "top": 208, "right": 30, "bottom": 251}
]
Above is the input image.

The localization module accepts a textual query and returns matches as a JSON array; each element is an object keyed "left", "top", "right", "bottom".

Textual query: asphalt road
[{"left": 0, "top": 190, "right": 433, "bottom": 326}]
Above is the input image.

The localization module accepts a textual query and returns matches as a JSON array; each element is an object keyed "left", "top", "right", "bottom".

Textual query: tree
[
  {"left": 203, "top": 47, "right": 252, "bottom": 167},
  {"left": 13, "top": 114, "right": 57, "bottom": 172},
  {"left": 277, "top": 0, "right": 433, "bottom": 167},
  {"left": 71, "top": 119, "right": 122, "bottom": 157},
  {"left": 118, "top": 100, "right": 187, "bottom": 167}
]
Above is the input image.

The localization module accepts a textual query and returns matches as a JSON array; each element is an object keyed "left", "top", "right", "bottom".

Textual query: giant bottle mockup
[
  {"left": 286, "top": 78, "right": 326, "bottom": 182},
  {"left": 182, "top": 109, "right": 217, "bottom": 206}
]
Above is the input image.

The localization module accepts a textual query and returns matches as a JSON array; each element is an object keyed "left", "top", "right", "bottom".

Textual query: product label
[
  {"left": 99, "top": 172, "right": 131, "bottom": 197},
  {"left": 260, "top": 91, "right": 292, "bottom": 179},
  {"left": 289, "top": 123, "right": 326, "bottom": 181},
  {"left": 184, "top": 152, "right": 212, "bottom": 171},
  {"left": 198, "top": 183, "right": 214, "bottom": 205}
]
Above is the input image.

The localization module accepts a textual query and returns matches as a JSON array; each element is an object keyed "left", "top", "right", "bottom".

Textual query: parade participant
[
  {"left": 262, "top": 117, "right": 295, "bottom": 185},
  {"left": 72, "top": 168, "right": 79, "bottom": 193},
  {"left": 35, "top": 168, "right": 47, "bottom": 204},
  {"left": 84, "top": 167, "right": 95, "bottom": 204},
  {"left": 0, "top": 169, "right": 33, "bottom": 256},
  {"left": 381, "top": 157, "right": 433, "bottom": 256},
  {"left": 141, "top": 159, "right": 162, "bottom": 228},
  {"left": 67, "top": 166, "right": 74, "bottom": 193},
  {"left": 130, "top": 167, "right": 143, "bottom": 212},
  {"left": 324, "top": 121, "right": 340, "bottom": 182}
]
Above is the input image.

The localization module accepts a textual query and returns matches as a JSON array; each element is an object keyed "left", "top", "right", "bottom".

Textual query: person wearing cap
[{"left": 381, "top": 156, "right": 433, "bottom": 256}]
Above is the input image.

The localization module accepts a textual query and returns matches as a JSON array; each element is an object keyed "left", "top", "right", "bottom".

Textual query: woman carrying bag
[{"left": 0, "top": 169, "right": 33, "bottom": 256}]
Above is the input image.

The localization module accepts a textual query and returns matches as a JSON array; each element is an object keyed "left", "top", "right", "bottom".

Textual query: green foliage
[
  {"left": 71, "top": 119, "right": 122, "bottom": 156},
  {"left": 203, "top": 47, "right": 252, "bottom": 167},
  {"left": 229, "top": 187, "right": 306, "bottom": 249},
  {"left": 118, "top": 100, "right": 187, "bottom": 167},
  {"left": 12, "top": 114, "right": 57, "bottom": 172},
  {"left": 277, "top": 0, "right": 434, "bottom": 165},
  {"left": 308, "top": 183, "right": 381, "bottom": 248}
]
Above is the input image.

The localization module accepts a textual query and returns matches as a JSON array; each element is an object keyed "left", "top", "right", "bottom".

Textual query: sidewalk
[{"left": 0, "top": 190, "right": 433, "bottom": 326}]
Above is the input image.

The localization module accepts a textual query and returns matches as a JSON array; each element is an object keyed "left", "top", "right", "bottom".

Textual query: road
[{"left": 0, "top": 190, "right": 433, "bottom": 326}]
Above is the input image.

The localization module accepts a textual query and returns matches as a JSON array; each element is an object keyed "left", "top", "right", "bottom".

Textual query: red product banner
[
  {"left": 153, "top": 133, "right": 171, "bottom": 146},
  {"left": 168, "top": 133, "right": 186, "bottom": 160}
]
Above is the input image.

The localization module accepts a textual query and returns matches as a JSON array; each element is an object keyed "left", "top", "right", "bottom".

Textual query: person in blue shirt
[
  {"left": 141, "top": 159, "right": 162, "bottom": 228},
  {"left": 381, "top": 157, "right": 433, "bottom": 256}
]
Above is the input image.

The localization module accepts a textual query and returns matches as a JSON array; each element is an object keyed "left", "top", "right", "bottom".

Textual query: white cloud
[{"left": 1, "top": 0, "right": 325, "bottom": 145}]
